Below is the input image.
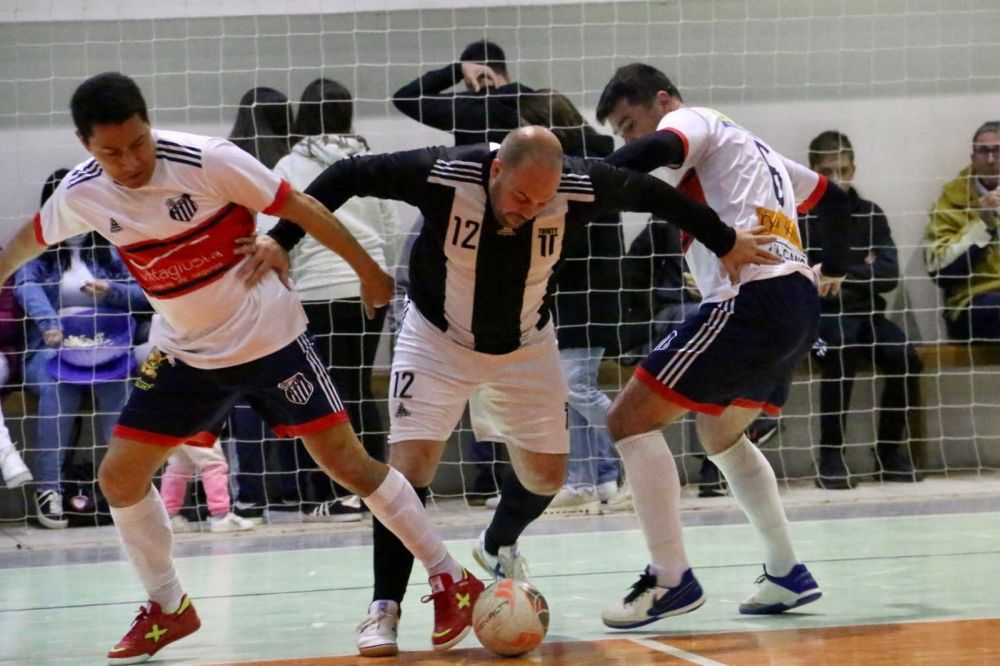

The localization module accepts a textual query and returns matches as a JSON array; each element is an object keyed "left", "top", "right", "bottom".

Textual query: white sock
[
  {"left": 709, "top": 435, "right": 797, "bottom": 577},
  {"left": 617, "top": 431, "right": 689, "bottom": 587},
  {"left": 364, "top": 466, "right": 463, "bottom": 580},
  {"left": 109, "top": 485, "right": 185, "bottom": 613}
]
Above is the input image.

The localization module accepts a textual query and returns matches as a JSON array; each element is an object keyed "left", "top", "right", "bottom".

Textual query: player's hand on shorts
[
  {"left": 720, "top": 226, "right": 780, "bottom": 283},
  {"left": 360, "top": 269, "right": 395, "bottom": 320},
  {"left": 811, "top": 262, "right": 844, "bottom": 297},
  {"left": 234, "top": 234, "right": 291, "bottom": 289}
]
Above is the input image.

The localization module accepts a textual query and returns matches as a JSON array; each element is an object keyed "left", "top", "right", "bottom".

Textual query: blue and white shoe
[
  {"left": 602, "top": 566, "right": 705, "bottom": 629},
  {"left": 472, "top": 530, "right": 529, "bottom": 580},
  {"left": 739, "top": 563, "right": 822, "bottom": 614}
]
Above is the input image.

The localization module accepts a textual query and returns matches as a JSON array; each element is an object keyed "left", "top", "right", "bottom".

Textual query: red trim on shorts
[
  {"left": 797, "top": 174, "right": 828, "bottom": 214},
  {"left": 32, "top": 213, "right": 47, "bottom": 246},
  {"left": 113, "top": 425, "right": 217, "bottom": 448},
  {"left": 270, "top": 410, "right": 350, "bottom": 438},
  {"left": 262, "top": 179, "right": 292, "bottom": 215},
  {"left": 663, "top": 127, "right": 688, "bottom": 163},
  {"left": 634, "top": 366, "right": 725, "bottom": 415},
  {"left": 731, "top": 398, "right": 782, "bottom": 416}
]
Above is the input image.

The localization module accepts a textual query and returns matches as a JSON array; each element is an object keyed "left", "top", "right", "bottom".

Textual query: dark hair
[
  {"left": 459, "top": 39, "right": 508, "bottom": 77},
  {"left": 40, "top": 168, "right": 70, "bottom": 208},
  {"left": 227, "top": 87, "right": 292, "bottom": 169},
  {"left": 518, "top": 90, "right": 603, "bottom": 155},
  {"left": 37, "top": 169, "right": 115, "bottom": 269},
  {"left": 70, "top": 72, "right": 149, "bottom": 140},
  {"left": 973, "top": 121, "right": 1000, "bottom": 145},
  {"left": 293, "top": 78, "right": 353, "bottom": 136},
  {"left": 595, "top": 63, "right": 683, "bottom": 124},
  {"left": 808, "top": 130, "right": 854, "bottom": 167}
]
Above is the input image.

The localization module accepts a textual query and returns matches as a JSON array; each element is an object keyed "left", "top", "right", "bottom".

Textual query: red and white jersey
[
  {"left": 658, "top": 106, "right": 827, "bottom": 303},
  {"left": 34, "top": 129, "right": 307, "bottom": 369}
]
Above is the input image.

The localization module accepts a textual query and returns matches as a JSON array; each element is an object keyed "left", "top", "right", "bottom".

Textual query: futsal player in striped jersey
[
  {"left": 253, "top": 126, "right": 780, "bottom": 657},
  {"left": 593, "top": 63, "right": 851, "bottom": 627},
  {"left": 0, "top": 72, "right": 484, "bottom": 665}
]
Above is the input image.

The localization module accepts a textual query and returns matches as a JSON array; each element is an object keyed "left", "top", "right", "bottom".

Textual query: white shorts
[{"left": 388, "top": 305, "right": 569, "bottom": 455}]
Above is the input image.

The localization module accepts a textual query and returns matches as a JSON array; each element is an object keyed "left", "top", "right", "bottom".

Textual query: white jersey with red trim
[
  {"left": 657, "top": 106, "right": 827, "bottom": 303},
  {"left": 34, "top": 129, "right": 307, "bottom": 369}
]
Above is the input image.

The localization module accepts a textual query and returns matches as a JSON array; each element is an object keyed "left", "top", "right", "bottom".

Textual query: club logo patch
[
  {"left": 279, "top": 372, "right": 314, "bottom": 405},
  {"left": 165, "top": 193, "right": 198, "bottom": 222}
]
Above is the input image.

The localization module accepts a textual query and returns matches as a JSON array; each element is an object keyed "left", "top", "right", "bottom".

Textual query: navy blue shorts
[
  {"left": 636, "top": 273, "right": 819, "bottom": 415},
  {"left": 115, "top": 333, "right": 348, "bottom": 447}
]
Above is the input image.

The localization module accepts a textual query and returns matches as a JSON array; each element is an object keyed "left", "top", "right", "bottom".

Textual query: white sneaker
[
  {"left": 596, "top": 480, "right": 619, "bottom": 503},
  {"left": 472, "top": 529, "right": 529, "bottom": 580},
  {"left": 543, "top": 486, "right": 600, "bottom": 515},
  {"left": 169, "top": 514, "right": 198, "bottom": 533},
  {"left": 602, "top": 566, "right": 705, "bottom": 629},
  {"left": 356, "top": 599, "right": 399, "bottom": 658},
  {"left": 484, "top": 495, "right": 501, "bottom": 509},
  {"left": 604, "top": 479, "right": 633, "bottom": 512},
  {"left": 208, "top": 512, "right": 256, "bottom": 533},
  {"left": 0, "top": 445, "right": 32, "bottom": 489},
  {"left": 34, "top": 490, "right": 68, "bottom": 529}
]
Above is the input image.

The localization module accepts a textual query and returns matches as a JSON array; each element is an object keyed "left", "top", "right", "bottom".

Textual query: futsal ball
[{"left": 472, "top": 578, "right": 549, "bottom": 657}]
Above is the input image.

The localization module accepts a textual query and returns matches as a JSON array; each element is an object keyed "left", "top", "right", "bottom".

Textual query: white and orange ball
[{"left": 472, "top": 578, "right": 549, "bottom": 657}]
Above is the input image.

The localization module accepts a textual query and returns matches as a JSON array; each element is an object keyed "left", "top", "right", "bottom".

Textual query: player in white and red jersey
[
  {"left": 0, "top": 72, "right": 484, "bottom": 664},
  {"left": 592, "top": 63, "right": 852, "bottom": 628}
]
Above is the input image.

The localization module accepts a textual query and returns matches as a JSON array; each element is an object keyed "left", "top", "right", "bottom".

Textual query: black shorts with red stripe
[
  {"left": 115, "top": 333, "right": 349, "bottom": 447},
  {"left": 636, "top": 272, "right": 819, "bottom": 416}
]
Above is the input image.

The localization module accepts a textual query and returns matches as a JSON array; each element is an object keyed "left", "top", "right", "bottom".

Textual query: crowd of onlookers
[{"left": 2, "top": 39, "right": 999, "bottom": 529}]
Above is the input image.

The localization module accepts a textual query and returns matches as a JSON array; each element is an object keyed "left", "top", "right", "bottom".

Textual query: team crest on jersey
[
  {"left": 537, "top": 226, "right": 559, "bottom": 257},
  {"left": 165, "top": 193, "right": 198, "bottom": 222},
  {"left": 279, "top": 372, "right": 314, "bottom": 405},
  {"left": 134, "top": 348, "right": 167, "bottom": 391}
]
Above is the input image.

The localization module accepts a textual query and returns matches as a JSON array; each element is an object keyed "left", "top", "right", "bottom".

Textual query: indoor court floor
[{"left": 2, "top": 476, "right": 1000, "bottom": 665}]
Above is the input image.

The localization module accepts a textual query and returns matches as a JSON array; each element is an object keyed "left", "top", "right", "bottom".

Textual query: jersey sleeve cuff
[
  {"left": 663, "top": 128, "right": 688, "bottom": 166},
  {"left": 797, "top": 174, "right": 828, "bottom": 214},
  {"left": 32, "top": 213, "right": 48, "bottom": 246},
  {"left": 262, "top": 179, "right": 292, "bottom": 215}
]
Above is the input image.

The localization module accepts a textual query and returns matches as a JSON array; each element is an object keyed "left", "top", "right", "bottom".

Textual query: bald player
[{"left": 251, "top": 126, "right": 780, "bottom": 657}]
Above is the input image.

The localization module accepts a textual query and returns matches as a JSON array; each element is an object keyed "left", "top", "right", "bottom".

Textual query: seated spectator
[
  {"left": 803, "top": 131, "right": 923, "bottom": 487},
  {"left": 16, "top": 168, "right": 148, "bottom": 528},
  {"left": 925, "top": 120, "right": 1000, "bottom": 341},
  {"left": 161, "top": 437, "right": 256, "bottom": 534},
  {"left": 256, "top": 77, "right": 400, "bottom": 521},
  {"left": 0, "top": 248, "right": 30, "bottom": 489}
]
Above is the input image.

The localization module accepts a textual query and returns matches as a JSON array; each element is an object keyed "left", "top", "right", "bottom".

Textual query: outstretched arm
[
  {"left": 605, "top": 131, "right": 686, "bottom": 172},
  {"left": 0, "top": 220, "right": 48, "bottom": 285}
]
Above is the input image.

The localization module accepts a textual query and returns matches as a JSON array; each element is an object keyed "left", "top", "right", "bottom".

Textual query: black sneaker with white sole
[{"left": 304, "top": 495, "right": 363, "bottom": 523}]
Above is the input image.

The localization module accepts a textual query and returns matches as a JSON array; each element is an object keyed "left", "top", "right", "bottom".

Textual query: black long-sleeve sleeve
[
  {"left": 585, "top": 159, "right": 736, "bottom": 258},
  {"left": 266, "top": 147, "right": 438, "bottom": 252},
  {"left": 391, "top": 64, "right": 526, "bottom": 144},
  {"left": 807, "top": 180, "right": 851, "bottom": 277},
  {"left": 604, "top": 130, "right": 686, "bottom": 172}
]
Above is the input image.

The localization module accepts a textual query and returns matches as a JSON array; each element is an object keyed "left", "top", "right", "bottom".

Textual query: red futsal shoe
[
  {"left": 107, "top": 594, "right": 201, "bottom": 664},
  {"left": 423, "top": 569, "right": 485, "bottom": 651}
]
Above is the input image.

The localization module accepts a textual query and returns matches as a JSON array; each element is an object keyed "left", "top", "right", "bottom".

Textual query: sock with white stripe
[
  {"left": 109, "top": 485, "right": 185, "bottom": 613},
  {"left": 364, "top": 466, "right": 463, "bottom": 581},
  {"left": 709, "top": 435, "right": 798, "bottom": 577},
  {"left": 617, "top": 431, "right": 689, "bottom": 588}
]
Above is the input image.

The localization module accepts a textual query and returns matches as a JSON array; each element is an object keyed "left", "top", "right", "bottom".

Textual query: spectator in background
[
  {"left": 16, "top": 168, "right": 148, "bottom": 528},
  {"left": 227, "top": 87, "right": 294, "bottom": 169},
  {"left": 0, "top": 237, "right": 30, "bottom": 490},
  {"left": 392, "top": 39, "right": 535, "bottom": 146},
  {"left": 227, "top": 88, "right": 299, "bottom": 521},
  {"left": 161, "top": 438, "right": 256, "bottom": 534},
  {"left": 925, "top": 120, "right": 1000, "bottom": 342},
  {"left": 257, "top": 78, "right": 400, "bottom": 521},
  {"left": 803, "top": 131, "right": 923, "bottom": 487},
  {"left": 515, "top": 90, "right": 630, "bottom": 514}
]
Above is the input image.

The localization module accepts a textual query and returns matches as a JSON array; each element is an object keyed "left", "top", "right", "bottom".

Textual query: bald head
[
  {"left": 488, "top": 126, "right": 565, "bottom": 231},
  {"left": 497, "top": 125, "right": 564, "bottom": 171}
]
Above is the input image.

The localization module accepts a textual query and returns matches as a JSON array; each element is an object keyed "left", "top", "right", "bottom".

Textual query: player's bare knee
[
  {"left": 607, "top": 401, "right": 638, "bottom": 441},
  {"left": 98, "top": 459, "right": 145, "bottom": 507}
]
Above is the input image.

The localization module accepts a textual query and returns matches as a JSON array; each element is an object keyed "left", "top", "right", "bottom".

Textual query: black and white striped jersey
[{"left": 269, "top": 143, "right": 735, "bottom": 355}]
